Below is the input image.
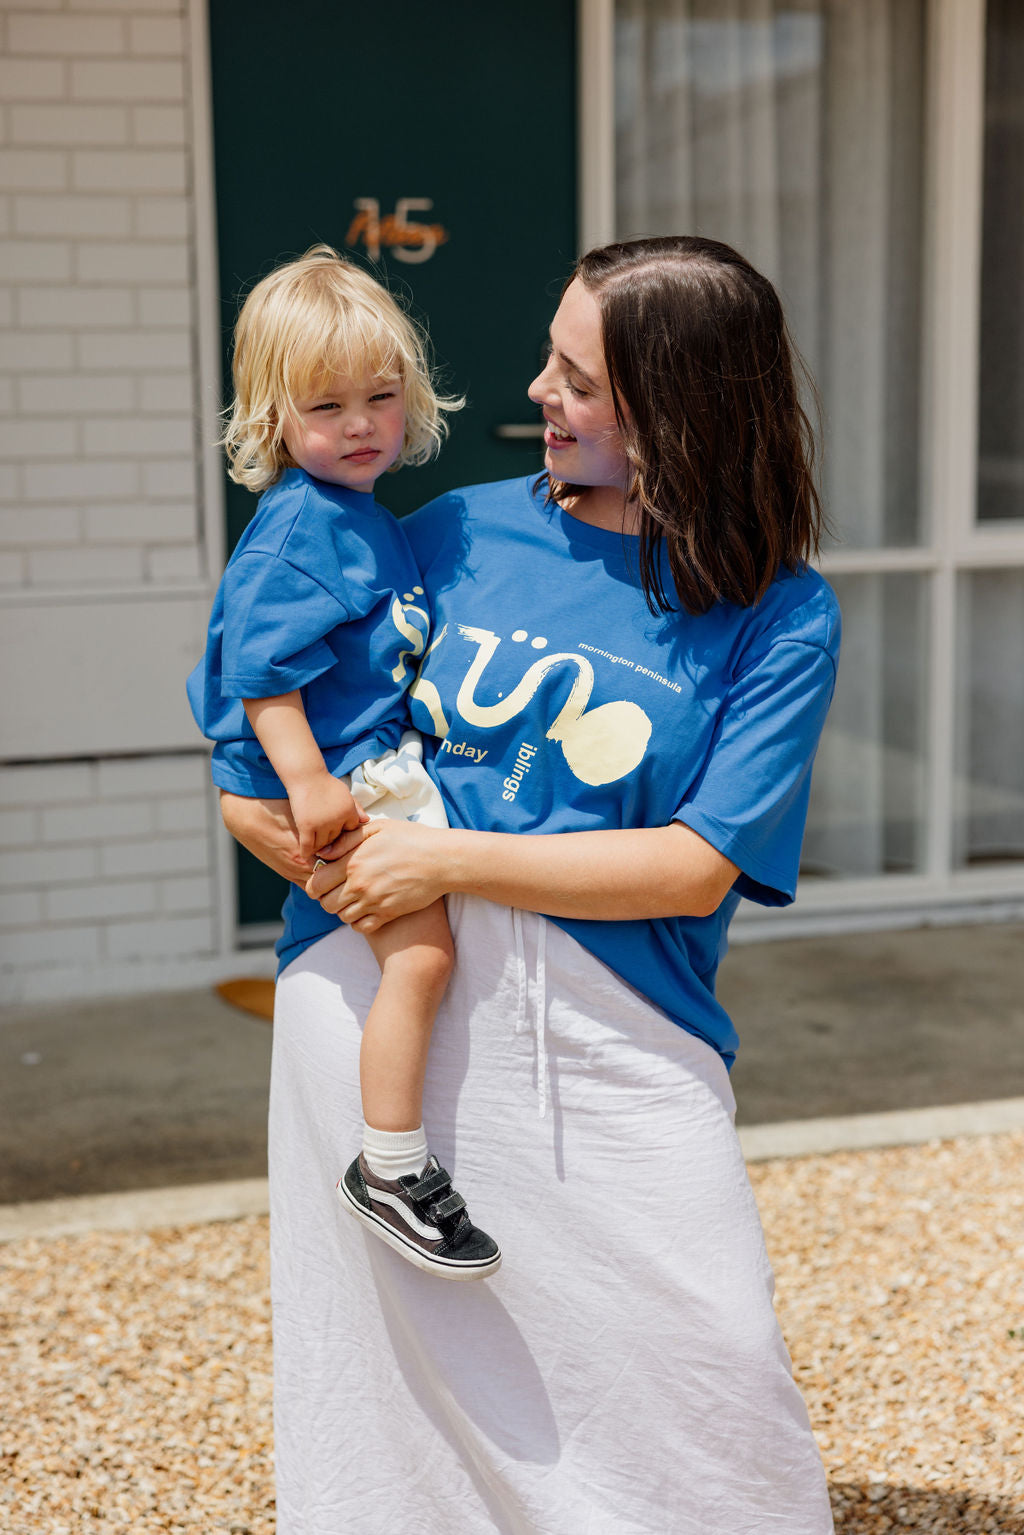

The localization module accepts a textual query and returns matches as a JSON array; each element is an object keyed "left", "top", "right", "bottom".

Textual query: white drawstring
[
  {"left": 535, "top": 919, "right": 547, "bottom": 1119},
  {"left": 513, "top": 908, "right": 528, "bottom": 1036},
  {"left": 511, "top": 909, "right": 548, "bottom": 1118}
]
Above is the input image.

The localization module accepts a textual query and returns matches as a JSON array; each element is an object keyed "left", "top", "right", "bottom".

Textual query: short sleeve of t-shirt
[
  {"left": 219, "top": 552, "right": 350, "bottom": 699},
  {"left": 674, "top": 637, "right": 838, "bottom": 906}
]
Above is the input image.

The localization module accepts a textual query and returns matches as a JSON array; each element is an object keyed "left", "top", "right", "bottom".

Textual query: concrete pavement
[
  {"left": 0, "top": 985, "right": 272, "bottom": 1205},
  {"left": 1, "top": 920, "right": 1021, "bottom": 1208},
  {"left": 723, "top": 918, "right": 1024, "bottom": 1119}
]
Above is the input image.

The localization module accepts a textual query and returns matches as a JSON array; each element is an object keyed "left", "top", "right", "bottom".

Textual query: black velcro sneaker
[{"left": 337, "top": 1153, "right": 501, "bottom": 1280}]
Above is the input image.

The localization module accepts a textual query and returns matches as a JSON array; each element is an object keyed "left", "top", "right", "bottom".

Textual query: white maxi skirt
[{"left": 270, "top": 895, "right": 834, "bottom": 1535}]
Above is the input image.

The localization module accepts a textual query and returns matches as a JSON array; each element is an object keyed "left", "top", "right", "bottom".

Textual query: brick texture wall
[
  {"left": 0, "top": 0, "right": 199, "bottom": 596},
  {"left": 0, "top": 753, "right": 216, "bottom": 981},
  {"left": 0, "top": 0, "right": 251, "bottom": 1003}
]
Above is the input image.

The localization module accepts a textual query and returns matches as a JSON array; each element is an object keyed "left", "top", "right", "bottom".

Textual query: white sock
[{"left": 362, "top": 1123, "right": 429, "bottom": 1182}]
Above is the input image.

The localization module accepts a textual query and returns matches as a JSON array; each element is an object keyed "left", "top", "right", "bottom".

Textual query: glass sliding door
[
  {"left": 603, "top": 0, "right": 1024, "bottom": 915},
  {"left": 976, "top": 0, "right": 1024, "bottom": 526},
  {"left": 955, "top": 571, "right": 1024, "bottom": 869},
  {"left": 956, "top": 0, "right": 1024, "bottom": 877},
  {"left": 615, "top": 0, "right": 927, "bottom": 553},
  {"left": 803, "top": 572, "right": 929, "bottom": 880}
]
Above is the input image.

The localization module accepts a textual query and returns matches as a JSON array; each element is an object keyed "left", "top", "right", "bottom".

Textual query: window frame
[{"left": 578, "top": 0, "right": 1024, "bottom": 932}]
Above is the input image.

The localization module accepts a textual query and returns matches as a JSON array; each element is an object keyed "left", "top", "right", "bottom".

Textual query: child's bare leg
[
  {"left": 338, "top": 898, "right": 501, "bottom": 1278},
  {"left": 359, "top": 898, "right": 453, "bottom": 1133}
]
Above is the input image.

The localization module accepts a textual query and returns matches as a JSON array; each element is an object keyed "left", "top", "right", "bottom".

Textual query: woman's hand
[
  {"left": 313, "top": 821, "right": 738, "bottom": 925},
  {"left": 305, "top": 819, "right": 451, "bottom": 933},
  {"left": 227, "top": 797, "right": 740, "bottom": 930},
  {"left": 219, "top": 792, "right": 312, "bottom": 884}
]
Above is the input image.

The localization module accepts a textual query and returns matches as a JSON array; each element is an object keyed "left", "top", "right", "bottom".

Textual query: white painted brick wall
[
  {"left": 147, "top": 541, "right": 202, "bottom": 581},
  {"left": 11, "top": 104, "right": 130, "bottom": 144},
  {"left": 0, "top": 1, "right": 249, "bottom": 1002},
  {"left": 0, "top": 0, "right": 201, "bottom": 597},
  {"left": 0, "top": 62, "right": 67, "bottom": 102},
  {"left": 14, "top": 194, "right": 133, "bottom": 236},
  {"left": 70, "top": 58, "right": 185, "bottom": 102},
  {"left": 0, "top": 753, "right": 233, "bottom": 1002},
  {"left": 8, "top": 13, "right": 125, "bottom": 53},
  {"left": 133, "top": 105, "right": 186, "bottom": 145},
  {"left": 0, "top": 550, "right": 26, "bottom": 586}
]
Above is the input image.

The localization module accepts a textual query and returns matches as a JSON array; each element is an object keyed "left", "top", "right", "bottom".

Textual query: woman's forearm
[
  {"left": 312, "top": 818, "right": 741, "bottom": 930},
  {"left": 440, "top": 822, "right": 738, "bottom": 921}
]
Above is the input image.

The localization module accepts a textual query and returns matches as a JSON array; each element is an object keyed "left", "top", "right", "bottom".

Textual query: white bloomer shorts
[{"left": 346, "top": 729, "right": 449, "bottom": 831}]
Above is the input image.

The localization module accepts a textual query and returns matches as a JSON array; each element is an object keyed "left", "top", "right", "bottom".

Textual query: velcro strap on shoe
[
  {"left": 408, "top": 1168, "right": 451, "bottom": 1204},
  {"left": 431, "top": 1191, "right": 466, "bottom": 1222}
]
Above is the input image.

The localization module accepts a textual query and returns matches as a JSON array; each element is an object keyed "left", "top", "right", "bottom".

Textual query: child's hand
[{"left": 289, "top": 773, "right": 366, "bottom": 862}]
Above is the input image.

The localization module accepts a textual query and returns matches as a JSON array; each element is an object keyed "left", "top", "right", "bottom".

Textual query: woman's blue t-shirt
[{"left": 275, "top": 475, "right": 840, "bottom": 1066}]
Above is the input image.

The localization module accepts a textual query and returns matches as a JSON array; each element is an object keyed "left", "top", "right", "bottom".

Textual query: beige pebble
[
  {"left": 752, "top": 1131, "right": 1024, "bottom": 1533},
  {"left": 2, "top": 1134, "right": 1024, "bottom": 1532}
]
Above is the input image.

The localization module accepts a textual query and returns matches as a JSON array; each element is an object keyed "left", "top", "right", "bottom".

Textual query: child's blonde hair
[{"left": 222, "top": 244, "right": 462, "bottom": 492}]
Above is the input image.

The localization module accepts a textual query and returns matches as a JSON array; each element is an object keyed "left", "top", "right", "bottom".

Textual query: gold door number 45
[{"left": 345, "top": 198, "right": 450, "bottom": 264}]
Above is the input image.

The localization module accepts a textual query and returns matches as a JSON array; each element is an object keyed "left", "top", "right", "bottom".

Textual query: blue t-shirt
[
  {"left": 276, "top": 475, "right": 840, "bottom": 1066},
  {"left": 187, "top": 468, "right": 429, "bottom": 796}
]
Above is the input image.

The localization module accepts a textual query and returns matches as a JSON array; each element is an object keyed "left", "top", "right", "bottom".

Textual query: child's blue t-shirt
[
  {"left": 275, "top": 475, "right": 840, "bottom": 1066},
  {"left": 187, "top": 467, "right": 429, "bottom": 796}
]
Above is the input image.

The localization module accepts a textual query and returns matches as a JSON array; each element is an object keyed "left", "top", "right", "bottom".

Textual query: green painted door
[{"left": 207, "top": 1, "right": 578, "bottom": 929}]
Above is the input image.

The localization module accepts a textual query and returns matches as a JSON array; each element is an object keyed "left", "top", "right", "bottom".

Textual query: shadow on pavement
[
  {"left": 830, "top": 1479, "right": 1024, "bottom": 1533},
  {"left": 725, "top": 922, "right": 1024, "bottom": 1125}
]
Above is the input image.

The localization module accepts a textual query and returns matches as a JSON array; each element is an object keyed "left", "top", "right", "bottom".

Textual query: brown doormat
[{"left": 216, "top": 977, "right": 276, "bottom": 1021}]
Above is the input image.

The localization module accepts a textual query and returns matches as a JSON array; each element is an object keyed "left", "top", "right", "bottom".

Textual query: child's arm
[{"left": 243, "top": 691, "right": 365, "bottom": 861}]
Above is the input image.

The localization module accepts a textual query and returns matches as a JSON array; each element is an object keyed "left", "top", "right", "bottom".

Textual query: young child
[{"left": 188, "top": 246, "right": 500, "bottom": 1280}]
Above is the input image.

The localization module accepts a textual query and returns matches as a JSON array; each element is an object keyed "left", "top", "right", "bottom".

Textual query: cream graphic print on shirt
[
  {"left": 410, "top": 623, "right": 652, "bottom": 787},
  {"left": 389, "top": 586, "right": 429, "bottom": 683}
]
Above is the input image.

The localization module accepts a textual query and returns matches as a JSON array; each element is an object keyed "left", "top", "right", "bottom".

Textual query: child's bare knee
[{"left": 381, "top": 937, "right": 453, "bottom": 1000}]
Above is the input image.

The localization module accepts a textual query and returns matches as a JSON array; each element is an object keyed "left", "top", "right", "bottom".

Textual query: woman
[{"left": 225, "top": 236, "right": 840, "bottom": 1534}]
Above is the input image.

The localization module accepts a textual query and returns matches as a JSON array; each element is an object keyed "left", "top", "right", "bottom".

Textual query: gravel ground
[{"left": 2, "top": 1131, "right": 1023, "bottom": 1534}]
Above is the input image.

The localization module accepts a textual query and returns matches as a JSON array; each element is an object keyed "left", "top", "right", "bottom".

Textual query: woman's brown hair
[{"left": 549, "top": 235, "right": 824, "bottom": 615}]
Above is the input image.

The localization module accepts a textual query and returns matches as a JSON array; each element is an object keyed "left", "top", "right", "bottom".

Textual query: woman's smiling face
[{"left": 528, "top": 279, "right": 631, "bottom": 495}]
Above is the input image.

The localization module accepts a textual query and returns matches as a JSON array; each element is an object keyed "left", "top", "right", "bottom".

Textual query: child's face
[{"left": 282, "top": 372, "right": 406, "bottom": 493}]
